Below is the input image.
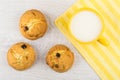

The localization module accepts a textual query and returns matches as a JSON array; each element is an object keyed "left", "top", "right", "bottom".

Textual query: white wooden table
[{"left": 0, "top": 0, "right": 100, "bottom": 80}]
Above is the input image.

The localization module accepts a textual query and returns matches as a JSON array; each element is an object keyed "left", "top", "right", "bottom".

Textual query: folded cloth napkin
[{"left": 55, "top": 0, "right": 120, "bottom": 80}]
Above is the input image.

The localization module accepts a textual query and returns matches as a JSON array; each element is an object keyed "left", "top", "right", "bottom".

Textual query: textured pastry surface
[
  {"left": 19, "top": 9, "right": 48, "bottom": 40},
  {"left": 46, "top": 44, "right": 74, "bottom": 73},
  {"left": 7, "top": 42, "right": 36, "bottom": 70}
]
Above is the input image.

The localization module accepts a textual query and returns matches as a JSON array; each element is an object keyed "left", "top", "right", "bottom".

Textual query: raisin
[
  {"left": 56, "top": 53, "right": 61, "bottom": 58},
  {"left": 24, "top": 26, "right": 29, "bottom": 31},
  {"left": 21, "top": 44, "right": 27, "bottom": 49},
  {"left": 54, "top": 64, "right": 59, "bottom": 68}
]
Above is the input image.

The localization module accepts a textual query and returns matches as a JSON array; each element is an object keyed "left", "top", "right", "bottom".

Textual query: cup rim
[{"left": 68, "top": 7, "right": 105, "bottom": 44}]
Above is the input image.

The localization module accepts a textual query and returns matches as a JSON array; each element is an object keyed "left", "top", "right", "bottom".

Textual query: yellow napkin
[{"left": 55, "top": 0, "right": 120, "bottom": 80}]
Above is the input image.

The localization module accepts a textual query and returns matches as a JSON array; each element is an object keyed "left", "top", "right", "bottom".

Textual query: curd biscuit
[
  {"left": 19, "top": 9, "right": 48, "bottom": 40},
  {"left": 46, "top": 44, "right": 74, "bottom": 73},
  {"left": 7, "top": 42, "right": 36, "bottom": 70}
]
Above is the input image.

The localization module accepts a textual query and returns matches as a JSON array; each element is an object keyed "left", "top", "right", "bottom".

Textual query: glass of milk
[{"left": 69, "top": 8, "right": 108, "bottom": 46}]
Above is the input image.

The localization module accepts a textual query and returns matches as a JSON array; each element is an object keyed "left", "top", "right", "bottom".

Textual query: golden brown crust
[
  {"left": 46, "top": 44, "right": 74, "bottom": 73},
  {"left": 19, "top": 9, "right": 48, "bottom": 40},
  {"left": 7, "top": 42, "right": 36, "bottom": 71}
]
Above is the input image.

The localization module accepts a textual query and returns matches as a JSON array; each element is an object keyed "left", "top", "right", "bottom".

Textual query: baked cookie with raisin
[
  {"left": 46, "top": 44, "right": 74, "bottom": 73},
  {"left": 7, "top": 42, "right": 36, "bottom": 70},
  {"left": 19, "top": 9, "right": 48, "bottom": 40}
]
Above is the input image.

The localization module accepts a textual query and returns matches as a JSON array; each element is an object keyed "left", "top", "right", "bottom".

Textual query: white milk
[{"left": 70, "top": 11, "right": 102, "bottom": 42}]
